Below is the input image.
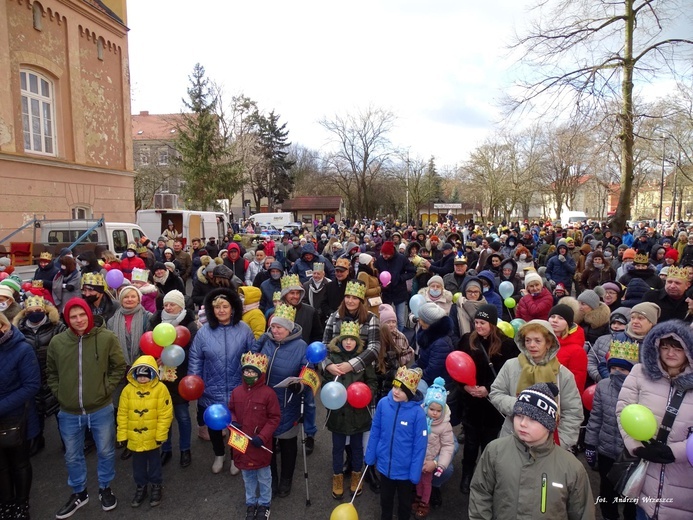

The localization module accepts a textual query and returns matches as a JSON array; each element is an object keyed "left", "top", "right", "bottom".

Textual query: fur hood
[
  {"left": 13, "top": 303, "right": 61, "bottom": 326},
  {"left": 203, "top": 288, "right": 244, "bottom": 328},
  {"left": 514, "top": 319, "right": 561, "bottom": 365},
  {"left": 417, "top": 316, "right": 453, "bottom": 349},
  {"left": 137, "top": 282, "right": 158, "bottom": 295},
  {"left": 578, "top": 302, "right": 611, "bottom": 328},
  {"left": 640, "top": 320, "right": 693, "bottom": 391},
  {"left": 499, "top": 258, "right": 518, "bottom": 280}
]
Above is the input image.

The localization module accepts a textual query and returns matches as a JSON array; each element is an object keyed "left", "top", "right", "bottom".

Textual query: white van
[
  {"left": 137, "top": 209, "right": 227, "bottom": 247},
  {"left": 39, "top": 220, "right": 147, "bottom": 257},
  {"left": 560, "top": 211, "right": 588, "bottom": 225},
  {"left": 248, "top": 212, "right": 293, "bottom": 229}
]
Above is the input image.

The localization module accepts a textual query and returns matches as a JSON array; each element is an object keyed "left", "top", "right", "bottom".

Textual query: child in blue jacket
[{"left": 365, "top": 366, "right": 428, "bottom": 520}]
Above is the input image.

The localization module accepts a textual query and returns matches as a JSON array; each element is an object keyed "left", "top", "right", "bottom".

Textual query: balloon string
[{"left": 350, "top": 464, "right": 369, "bottom": 504}]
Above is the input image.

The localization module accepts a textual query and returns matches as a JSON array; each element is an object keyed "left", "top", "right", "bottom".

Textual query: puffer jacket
[
  {"left": 290, "top": 243, "right": 335, "bottom": 284},
  {"left": 191, "top": 265, "right": 214, "bottom": 308},
  {"left": 413, "top": 316, "right": 453, "bottom": 385},
  {"left": 545, "top": 251, "right": 576, "bottom": 288},
  {"left": 478, "top": 270, "right": 503, "bottom": 318},
  {"left": 188, "top": 288, "right": 255, "bottom": 409},
  {"left": 489, "top": 321, "right": 584, "bottom": 449},
  {"left": 516, "top": 287, "right": 554, "bottom": 322},
  {"left": 137, "top": 283, "right": 158, "bottom": 313},
  {"left": 116, "top": 355, "right": 173, "bottom": 452},
  {"left": 239, "top": 286, "right": 266, "bottom": 340},
  {"left": 365, "top": 390, "right": 428, "bottom": 484},
  {"left": 616, "top": 320, "right": 693, "bottom": 519},
  {"left": 555, "top": 324, "right": 588, "bottom": 391},
  {"left": 323, "top": 335, "right": 377, "bottom": 435},
  {"left": 584, "top": 373, "right": 627, "bottom": 460},
  {"left": 228, "top": 373, "right": 281, "bottom": 469},
  {"left": 423, "top": 404, "right": 455, "bottom": 470},
  {"left": 251, "top": 325, "right": 308, "bottom": 437},
  {"left": 469, "top": 434, "right": 594, "bottom": 520}
]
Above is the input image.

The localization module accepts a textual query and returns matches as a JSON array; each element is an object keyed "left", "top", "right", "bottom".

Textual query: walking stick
[{"left": 299, "top": 392, "right": 311, "bottom": 506}]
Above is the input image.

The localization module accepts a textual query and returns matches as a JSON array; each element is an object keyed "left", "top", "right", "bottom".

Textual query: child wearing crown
[
  {"left": 228, "top": 352, "right": 281, "bottom": 520},
  {"left": 325, "top": 321, "right": 378, "bottom": 500}
]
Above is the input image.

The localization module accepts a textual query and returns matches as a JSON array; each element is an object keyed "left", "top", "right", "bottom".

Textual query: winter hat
[
  {"left": 610, "top": 307, "right": 632, "bottom": 326},
  {"left": 134, "top": 365, "right": 155, "bottom": 379},
  {"left": 153, "top": 261, "right": 167, "bottom": 272},
  {"left": 0, "top": 257, "right": 11, "bottom": 267},
  {"left": 0, "top": 277, "right": 21, "bottom": 294},
  {"left": 164, "top": 262, "right": 176, "bottom": 272},
  {"left": 271, "top": 303, "right": 296, "bottom": 331},
  {"left": 381, "top": 241, "right": 395, "bottom": 255},
  {"left": 393, "top": 366, "right": 423, "bottom": 400},
  {"left": 659, "top": 266, "right": 670, "bottom": 277},
  {"left": 665, "top": 249, "right": 679, "bottom": 261},
  {"left": 163, "top": 290, "right": 185, "bottom": 310},
  {"left": 379, "top": 304, "right": 397, "bottom": 325},
  {"left": 622, "top": 249, "right": 636, "bottom": 261},
  {"left": 427, "top": 275, "right": 444, "bottom": 287},
  {"left": 601, "top": 281, "right": 623, "bottom": 296},
  {"left": 424, "top": 377, "right": 448, "bottom": 411},
  {"left": 524, "top": 272, "right": 543, "bottom": 289},
  {"left": 474, "top": 304, "right": 498, "bottom": 325},
  {"left": 513, "top": 382, "right": 559, "bottom": 433},
  {"left": 118, "top": 285, "right": 141, "bottom": 304},
  {"left": 241, "top": 352, "right": 268, "bottom": 375},
  {"left": 442, "top": 243, "right": 454, "bottom": 252},
  {"left": 336, "top": 321, "right": 362, "bottom": 349},
  {"left": 213, "top": 265, "right": 234, "bottom": 280},
  {"left": 418, "top": 302, "right": 447, "bottom": 325},
  {"left": 549, "top": 304, "right": 574, "bottom": 326},
  {"left": 554, "top": 283, "right": 566, "bottom": 294},
  {"left": 607, "top": 339, "right": 640, "bottom": 371},
  {"left": 631, "top": 302, "right": 660, "bottom": 325},
  {"left": 593, "top": 285, "right": 606, "bottom": 299},
  {"left": 0, "top": 285, "right": 15, "bottom": 300},
  {"left": 358, "top": 253, "right": 373, "bottom": 265},
  {"left": 577, "top": 290, "right": 600, "bottom": 310}
]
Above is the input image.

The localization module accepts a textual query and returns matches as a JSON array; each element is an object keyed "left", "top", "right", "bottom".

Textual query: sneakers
[
  {"left": 245, "top": 505, "right": 257, "bottom": 520},
  {"left": 304, "top": 436, "right": 315, "bottom": 456},
  {"left": 229, "top": 459, "right": 240, "bottom": 476},
  {"left": 332, "top": 474, "right": 344, "bottom": 499},
  {"left": 56, "top": 490, "right": 89, "bottom": 519},
  {"left": 212, "top": 455, "right": 225, "bottom": 474},
  {"left": 350, "top": 471, "right": 363, "bottom": 496},
  {"left": 130, "top": 486, "right": 147, "bottom": 508},
  {"left": 198, "top": 425, "right": 210, "bottom": 441},
  {"left": 149, "top": 484, "right": 162, "bottom": 507},
  {"left": 98, "top": 487, "right": 117, "bottom": 511},
  {"left": 256, "top": 505, "right": 271, "bottom": 520}
]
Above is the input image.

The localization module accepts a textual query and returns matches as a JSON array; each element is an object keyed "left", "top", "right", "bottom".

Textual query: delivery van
[
  {"left": 39, "top": 220, "right": 147, "bottom": 257},
  {"left": 137, "top": 209, "right": 227, "bottom": 247},
  {"left": 248, "top": 212, "right": 293, "bottom": 229}
]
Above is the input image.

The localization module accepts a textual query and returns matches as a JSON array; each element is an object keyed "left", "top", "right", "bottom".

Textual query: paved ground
[{"left": 30, "top": 402, "right": 607, "bottom": 520}]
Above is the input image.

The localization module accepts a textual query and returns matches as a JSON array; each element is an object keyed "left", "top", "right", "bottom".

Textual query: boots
[
  {"left": 130, "top": 486, "right": 147, "bottom": 508},
  {"left": 460, "top": 473, "right": 472, "bottom": 494},
  {"left": 430, "top": 487, "right": 442, "bottom": 509},
  {"left": 350, "top": 471, "right": 363, "bottom": 496},
  {"left": 277, "top": 478, "right": 292, "bottom": 498},
  {"left": 364, "top": 466, "right": 381, "bottom": 493},
  {"left": 149, "top": 484, "right": 162, "bottom": 507},
  {"left": 414, "top": 501, "right": 430, "bottom": 519},
  {"left": 332, "top": 474, "right": 344, "bottom": 499},
  {"left": 212, "top": 455, "right": 225, "bottom": 474},
  {"left": 11, "top": 500, "right": 30, "bottom": 520}
]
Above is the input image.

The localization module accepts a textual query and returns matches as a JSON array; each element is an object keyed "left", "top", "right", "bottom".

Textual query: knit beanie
[
  {"left": 577, "top": 290, "right": 600, "bottom": 310},
  {"left": 381, "top": 241, "right": 395, "bottom": 256},
  {"left": 379, "top": 304, "right": 397, "bottom": 325},
  {"left": 271, "top": 303, "right": 296, "bottom": 332},
  {"left": 548, "top": 304, "right": 574, "bottom": 326},
  {"left": 0, "top": 285, "right": 14, "bottom": 300},
  {"left": 427, "top": 275, "right": 444, "bottom": 287},
  {"left": 118, "top": 285, "right": 142, "bottom": 304},
  {"left": 393, "top": 366, "right": 423, "bottom": 400},
  {"left": 622, "top": 248, "right": 636, "bottom": 260},
  {"left": 424, "top": 377, "right": 448, "bottom": 411},
  {"left": 601, "top": 281, "right": 623, "bottom": 296},
  {"left": 513, "top": 382, "right": 559, "bottom": 433},
  {"left": 358, "top": 253, "right": 373, "bottom": 265},
  {"left": 418, "top": 302, "right": 447, "bottom": 325},
  {"left": 665, "top": 249, "right": 679, "bottom": 261},
  {"left": 474, "top": 304, "right": 498, "bottom": 325},
  {"left": 163, "top": 289, "right": 185, "bottom": 309},
  {"left": 631, "top": 302, "right": 660, "bottom": 325},
  {"left": 134, "top": 365, "right": 155, "bottom": 379},
  {"left": 524, "top": 272, "right": 542, "bottom": 289},
  {"left": 610, "top": 307, "right": 632, "bottom": 326},
  {"left": 1, "top": 277, "right": 21, "bottom": 294}
]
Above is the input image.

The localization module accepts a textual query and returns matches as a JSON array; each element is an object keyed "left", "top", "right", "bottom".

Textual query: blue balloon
[
  {"left": 203, "top": 404, "right": 231, "bottom": 431},
  {"left": 306, "top": 341, "right": 328, "bottom": 364},
  {"left": 161, "top": 344, "right": 185, "bottom": 367},
  {"left": 320, "top": 381, "right": 347, "bottom": 410},
  {"left": 409, "top": 294, "right": 426, "bottom": 318}
]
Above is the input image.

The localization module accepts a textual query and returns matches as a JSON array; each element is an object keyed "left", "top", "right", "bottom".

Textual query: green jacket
[{"left": 46, "top": 322, "right": 126, "bottom": 415}]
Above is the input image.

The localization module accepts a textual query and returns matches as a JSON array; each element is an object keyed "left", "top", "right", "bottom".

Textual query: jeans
[
  {"left": 0, "top": 437, "right": 31, "bottom": 502},
  {"left": 58, "top": 405, "right": 116, "bottom": 493},
  {"left": 242, "top": 466, "right": 272, "bottom": 507},
  {"left": 380, "top": 475, "right": 412, "bottom": 520},
  {"left": 162, "top": 403, "right": 191, "bottom": 452},
  {"left": 132, "top": 449, "right": 162, "bottom": 487},
  {"left": 393, "top": 301, "right": 406, "bottom": 332},
  {"left": 332, "top": 432, "right": 363, "bottom": 475}
]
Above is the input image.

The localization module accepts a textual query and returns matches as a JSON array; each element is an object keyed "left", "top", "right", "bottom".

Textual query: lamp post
[{"left": 659, "top": 135, "right": 667, "bottom": 224}]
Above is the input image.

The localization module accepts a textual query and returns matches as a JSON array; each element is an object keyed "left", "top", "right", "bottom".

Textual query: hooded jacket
[
  {"left": 478, "top": 270, "right": 503, "bottom": 318},
  {"left": 489, "top": 321, "right": 584, "bottom": 449},
  {"left": 188, "top": 288, "right": 255, "bottom": 409},
  {"left": 413, "top": 316, "right": 453, "bottom": 385},
  {"left": 555, "top": 324, "right": 588, "bottom": 391},
  {"left": 46, "top": 298, "right": 127, "bottom": 415},
  {"left": 238, "top": 286, "right": 266, "bottom": 339},
  {"left": 546, "top": 247, "right": 577, "bottom": 288},
  {"left": 116, "top": 355, "right": 173, "bottom": 452},
  {"left": 516, "top": 287, "right": 554, "bottom": 322},
  {"left": 374, "top": 252, "right": 416, "bottom": 305},
  {"left": 616, "top": 320, "right": 693, "bottom": 519},
  {"left": 585, "top": 373, "right": 628, "bottom": 460},
  {"left": 14, "top": 304, "right": 66, "bottom": 376},
  {"left": 290, "top": 242, "right": 335, "bottom": 284}
]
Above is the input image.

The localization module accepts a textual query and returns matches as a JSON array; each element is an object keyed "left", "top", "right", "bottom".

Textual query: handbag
[{"left": 0, "top": 403, "right": 28, "bottom": 449}]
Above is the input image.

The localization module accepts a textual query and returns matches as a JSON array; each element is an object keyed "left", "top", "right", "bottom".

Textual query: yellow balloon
[
  {"left": 452, "top": 292, "right": 462, "bottom": 304},
  {"left": 331, "top": 503, "right": 358, "bottom": 520},
  {"left": 497, "top": 320, "right": 515, "bottom": 338}
]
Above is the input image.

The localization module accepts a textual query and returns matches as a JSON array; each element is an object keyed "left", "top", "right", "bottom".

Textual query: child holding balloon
[{"left": 324, "top": 321, "right": 377, "bottom": 500}]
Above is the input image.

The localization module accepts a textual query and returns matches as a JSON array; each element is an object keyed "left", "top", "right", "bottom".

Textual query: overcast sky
[{"left": 126, "top": 1, "right": 689, "bottom": 169}]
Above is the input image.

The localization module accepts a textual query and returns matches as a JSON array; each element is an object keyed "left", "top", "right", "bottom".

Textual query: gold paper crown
[
  {"left": 241, "top": 352, "right": 269, "bottom": 374},
  {"left": 609, "top": 339, "right": 640, "bottom": 364},
  {"left": 81, "top": 272, "right": 106, "bottom": 288},
  {"left": 312, "top": 262, "right": 324, "bottom": 272},
  {"left": 136, "top": 246, "right": 148, "bottom": 254},
  {"left": 24, "top": 295, "right": 46, "bottom": 309},
  {"left": 339, "top": 321, "right": 361, "bottom": 341},
  {"left": 666, "top": 266, "right": 688, "bottom": 280},
  {"left": 633, "top": 253, "right": 650, "bottom": 265},
  {"left": 272, "top": 291, "right": 282, "bottom": 301},
  {"left": 280, "top": 274, "right": 301, "bottom": 291},
  {"left": 131, "top": 268, "right": 150, "bottom": 283},
  {"left": 126, "top": 242, "right": 137, "bottom": 250},
  {"left": 39, "top": 251, "right": 52, "bottom": 261},
  {"left": 393, "top": 366, "right": 423, "bottom": 394},
  {"left": 273, "top": 303, "right": 296, "bottom": 322},
  {"left": 344, "top": 280, "right": 366, "bottom": 300},
  {"left": 31, "top": 279, "right": 44, "bottom": 288}
]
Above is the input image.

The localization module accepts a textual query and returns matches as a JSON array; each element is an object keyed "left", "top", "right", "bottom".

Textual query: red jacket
[
  {"left": 516, "top": 287, "right": 554, "bottom": 322},
  {"left": 119, "top": 256, "right": 146, "bottom": 281},
  {"left": 556, "top": 325, "right": 588, "bottom": 391},
  {"left": 228, "top": 375, "right": 281, "bottom": 469}
]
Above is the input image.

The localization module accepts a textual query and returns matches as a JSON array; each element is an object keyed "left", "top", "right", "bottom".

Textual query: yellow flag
[
  {"left": 300, "top": 366, "right": 321, "bottom": 395},
  {"left": 227, "top": 428, "right": 249, "bottom": 453}
]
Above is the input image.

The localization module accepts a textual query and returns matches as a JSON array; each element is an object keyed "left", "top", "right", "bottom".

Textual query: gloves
[
  {"left": 116, "top": 440, "right": 127, "bottom": 449},
  {"left": 584, "top": 445, "right": 597, "bottom": 469},
  {"left": 634, "top": 440, "right": 675, "bottom": 464},
  {"left": 288, "top": 382, "right": 303, "bottom": 393},
  {"left": 231, "top": 421, "right": 242, "bottom": 431},
  {"left": 558, "top": 255, "right": 566, "bottom": 262},
  {"left": 597, "top": 361, "right": 609, "bottom": 380},
  {"left": 65, "top": 284, "right": 75, "bottom": 291},
  {"left": 251, "top": 436, "right": 264, "bottom": 448}
]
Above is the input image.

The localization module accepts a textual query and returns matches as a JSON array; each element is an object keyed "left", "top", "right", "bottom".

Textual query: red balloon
[
  {"left": 179, "top": 375, "right": 205, "bottom": 401},
  {"left": 140, "top": 331, "right": 163, "bottom": 358},
  {"left": 175, "top": 326, "right": 192, "bottom": 347},
  {"left": 446, "top": 351, "right": 476, "bottom": 385},
  {"left": 582, "top": 385, "right": 596, "bottom": 411},
  {"left": 21, "top": 281, "right": 33, "bottom": 292},
  {"left": 0, "top": 272, "right": 8, "bottom": 281},
  {"left": 346, "top": 382, "right": 372, "bottom": 409}
]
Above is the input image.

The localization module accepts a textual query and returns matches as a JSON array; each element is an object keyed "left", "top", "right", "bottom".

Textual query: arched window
[
  {"left": 71, "top": 206, "right": 92, "bottom": 220},
  {"left": 20, "top": 69, "right": 56, "bottom": 156},
  {"left": 33, "top": 3, "right": 42, "bottom": 31},
  {"left": 97, "top": 38, "right": 105, "bottom": 61}
]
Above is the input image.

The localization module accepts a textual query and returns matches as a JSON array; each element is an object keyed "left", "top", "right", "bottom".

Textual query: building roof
[
  {"left": 132, "top": 112, "right": 185, "bottom": 141},
  {"left": 83, "top": 0, "right": 124, "bottom": 25},
  {"left": 281, "top": 196, "right": 342, "bottom": 211}
]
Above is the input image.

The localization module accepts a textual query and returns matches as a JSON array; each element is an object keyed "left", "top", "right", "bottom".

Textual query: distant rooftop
[{"left": 131, "top": 111, "right": 185, "bottom": 141}]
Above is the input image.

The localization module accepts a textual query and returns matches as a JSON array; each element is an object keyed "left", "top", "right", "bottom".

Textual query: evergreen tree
[{"left": 251, "top": 110, "right": 295, "bottom": 208}]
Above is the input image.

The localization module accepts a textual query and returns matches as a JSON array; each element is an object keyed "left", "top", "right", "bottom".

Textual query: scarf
[
  {"left": 516, "top": 353, "right": 560, "bottom": 395},
  {"left": 308, "top": 278, "right": 327, "bottom": 308},
  {"left": 243, "top": 302, "right": 260, "bottom": 313},
  {"left": 456, "top": 297, "right": 487, "bottom": 336},
  {"left": 161, "top": 308, "right": 187, "bottom": 326},
  {"left": 625, "top": 323, "right": 646, "bottom": 341},
  {"left": 154, "top": 270, "right": 169, "bottom": 284},
  {"left": 111, "top": 305, "right": 144, "bottom": 364}
]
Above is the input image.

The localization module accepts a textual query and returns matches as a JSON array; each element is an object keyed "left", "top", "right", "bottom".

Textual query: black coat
[
  {"left": 294, "top": 303, "right": 323, "bottom": 344},
  {"left": 374, "top": 252, "right": 415, "bottom": 305},
  {"left": 641, "top": 289, "right": 689, "bottom": 323}
]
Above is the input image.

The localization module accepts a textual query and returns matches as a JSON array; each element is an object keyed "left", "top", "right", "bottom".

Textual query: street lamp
[{"left": 659, "top": 135, "right": 667, "bottom": 224}]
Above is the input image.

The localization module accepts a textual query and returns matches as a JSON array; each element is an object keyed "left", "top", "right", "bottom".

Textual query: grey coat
[{"left": 584, "top": 374, "right": 626, "bottom": 460}]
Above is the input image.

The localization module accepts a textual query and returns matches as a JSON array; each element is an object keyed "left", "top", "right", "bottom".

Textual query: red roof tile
[
  {"left": 281, "top": 197, "right": 342, "bottom": 211},
  {"left": 131, "top": 112, "right": 186, "bottom": 141}
]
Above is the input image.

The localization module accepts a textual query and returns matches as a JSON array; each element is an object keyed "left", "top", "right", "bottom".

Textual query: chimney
[{"left": 139, "top": 110, "right": 149, "bottom": 116}]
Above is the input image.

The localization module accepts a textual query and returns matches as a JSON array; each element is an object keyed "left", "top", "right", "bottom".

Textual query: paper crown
[
  {"left": 338, "top": 321, "right": 361, "bottom": 341},
  {"left": 126, "top": 242, "right": 137, "bottom": 251},
  {"left": 81, "top": 272, "right": 106, "bottom": 288},
  {"left": 280, "top": 274, "right": 301, "bottom": 291},
  {"left": 272, "top": 291, "right": 282, "bottom": 301},
  {"left": 241, "top": 352, "right": 268, "bottom": 374},
  {"left": 666, "top": 266, "right": 688, "bottom": 280},
  {"left": 393, "top": 366, "right": 423, "bottom": 395},
  {"left": 31, "top": 279, "right": 44, "bottom": 288},
  {"left": 39, "top": 251, "right": 53, "bottom": 261},
  {"left": 131, "top": 268, "right": 150, "bottom": 283},
  {"left": 313, "top": 262, "right": 324, "bottom": 272},
  {"left": 273, "top": 303, "right": 296, "bottom": 322},
  {"left": 344, "top": 280, "right": 366, "bottom": 300},
  {"left": 609, "top": 339, "right": 640, "bottom": 364},
  {"left": 633, "top": 253, "right": 650, "bottom": 265},
  {"left": 24, "top": 295, "right": 46, "bottom": 309},
  {"left": 136, "top": 246, "right": 148, "bottom": 254}
]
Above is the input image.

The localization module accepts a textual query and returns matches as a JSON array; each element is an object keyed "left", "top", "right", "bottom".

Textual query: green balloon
[
  {"left": 152, "top": 323, "right": 177, "bottom": 347},
  {"left": 504, "top": 297, "right": 516, "bottom": 309},
  {"left": 510, "top": 318, "right": 526, "bottom": 334},
  {"left": 620, "top": 404, "right": 658, "bottom": 441}
]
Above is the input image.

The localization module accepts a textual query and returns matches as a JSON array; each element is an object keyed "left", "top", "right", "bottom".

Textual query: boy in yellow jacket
[{"left": 117, "top": 355, "right": 173, "bottom": 508}]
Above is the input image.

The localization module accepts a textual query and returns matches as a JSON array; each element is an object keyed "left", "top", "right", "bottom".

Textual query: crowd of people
[{"left": 1, "top": 216, "right": 693, "bottom": 520}]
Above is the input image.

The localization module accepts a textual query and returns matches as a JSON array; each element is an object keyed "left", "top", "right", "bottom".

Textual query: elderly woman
[
  {"left": 188, "top": 288, "right": 254, "bottom": 474},
  {"left": 0, "top": 312, "right": 41, "bottom": 520},
  {"left": 489, "top": 320, "right": 583, "bottom": 450},
  {"left": 418, "top": 275, "right": 453, "bottom": 315},
  {"left": 251, "top": 304, "right": 308, "bottom": 499},
  {"left": 449, "top": 276, "right": 487, "bottom": 344},
  {"left": 616, "top": 321, "right": 693, "bottom": 519}
]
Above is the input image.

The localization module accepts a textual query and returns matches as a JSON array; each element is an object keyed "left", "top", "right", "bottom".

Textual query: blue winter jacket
[
  {"left": 188, "top": 321, "right": 255, "bottom": 409},
  {"left": 365, "top": 390, "right": 428, "bottom": 483},
  {"left": 251, "top": 325, "right": 308, "bottom": 436},
  {"left": 545, "top": 251, "right": 576, "bottom": 287},
  {"left": 477, "top": 270, "right": 503, "bottom": 318},
  {"left": 290, "top": 243, "right": 336, "bottom": 285},
  {"left": 0, "top": 326, "right": 41, "bottom": 440},
  {"left": 259, "top": 278, "right": 282, "bottom": 313},
  {"left": 413, "top": 317, "right": 453, "bottom": 385}
]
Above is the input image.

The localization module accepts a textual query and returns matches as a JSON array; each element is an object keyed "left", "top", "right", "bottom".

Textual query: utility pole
[{"left": 659, "top": 135, "right": 666, "bottom": 224}]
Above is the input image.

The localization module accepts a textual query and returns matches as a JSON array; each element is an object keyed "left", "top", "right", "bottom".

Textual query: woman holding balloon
[
  {"left": 616, "top": 320, "right": 693, "bottom": 519},
  {"left": 356, "top": 254, "right": 381, "bottom": 317},
  {"left": 448, "top": 277, "right": 487, "bottom": 343}
]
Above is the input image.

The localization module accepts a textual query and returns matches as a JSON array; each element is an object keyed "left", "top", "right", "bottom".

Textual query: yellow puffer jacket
[
  {"left": 116, "top": 355, "right": 173, "bottom": 452},
  {"left": 239, "top": 286, "right": 267, "bottom": 339}
]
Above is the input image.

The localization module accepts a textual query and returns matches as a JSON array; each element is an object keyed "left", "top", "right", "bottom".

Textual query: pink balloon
[{"left": 379, "top": 271, "right": 392, "bottom": 287}]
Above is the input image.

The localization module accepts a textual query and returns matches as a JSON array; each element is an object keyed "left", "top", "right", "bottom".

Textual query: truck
[
  {"left": 136, "top": 209, "right": 228, "bottom": 247},
  {"left": 247, "top": 212, "right": 293, "bottom": 229}
]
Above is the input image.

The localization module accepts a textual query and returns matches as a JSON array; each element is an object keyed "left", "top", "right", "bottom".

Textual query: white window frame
[
  {"left": 158, "top": 148, "right": 169, "bottom": 166},
  {"left": 71, "top": 206, "right": 92, "bottom": 220},
  {"left": 20, "top": 69, "right": 57, "bottom": 156}
]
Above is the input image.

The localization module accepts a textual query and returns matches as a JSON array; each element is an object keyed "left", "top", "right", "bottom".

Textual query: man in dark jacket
[
  {"left": 322, "top": 258, "right": 354, "bottom": 318},
  {"left": 443, "top": 256, "right": 468, "bottom": 294},
  {"left": 425, "top": 242, "right": 455, "bottom": 277},
  {"left": 259, "top": 261, "right": 284, "bottom": 313},
  {"left": 640, "top": 266, "right": 690, "bottom": 322},
  {"left": 34, "top": 251, "right": 59, "bottom": 292},
  {"left": 253, "top": 255, "right": 276, "bottom": 288},
  {"left": 290, "top": 242, "right": 335, "bottom": 285},
  {"left": 224, "top": 242, "right": 248, "bottom": 282},
  {"left": 374, "top": 241, "right": 415, "bottom": 331},
  {"left": 80, "top": 272, "right": 118, "bottom": 325},
  {"left": 204, "top": 236, "right": 220, "bottom": 259}
]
